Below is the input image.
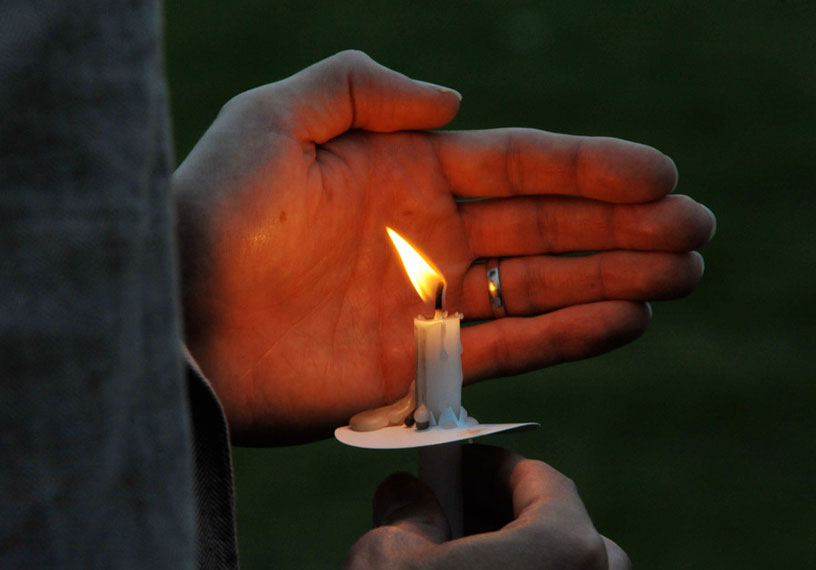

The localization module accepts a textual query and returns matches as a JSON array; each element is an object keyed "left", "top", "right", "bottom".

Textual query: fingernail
[
  {"left": 417, "top": 80, "right": 462, "bottom": 101},
  {"left": 700, "top": 203, "right": 717, "bottom": 240},
  {"left": 691, "top": 250, "right": 705, "bottom": 276},
  {"left": 646, "top": 302, "right": 653, "bottom": 319}
]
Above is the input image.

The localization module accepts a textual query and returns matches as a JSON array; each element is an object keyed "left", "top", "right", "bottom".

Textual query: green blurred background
[{"left": 164, "top": 1, "right": 815, "bottom": 568}]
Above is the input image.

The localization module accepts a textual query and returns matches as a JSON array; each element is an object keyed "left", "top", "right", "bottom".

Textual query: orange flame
[{"left": 386, "top": 227, "right": 445, "bottom": 303}]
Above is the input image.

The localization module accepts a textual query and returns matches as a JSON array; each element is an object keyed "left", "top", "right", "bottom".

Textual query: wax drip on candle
[
  {"left": 439, "top": 321, "right": 448, "bottom": 360},
  {"left": 435, "top": 282, "right": 449, "bottom": 360},
  {"left": 349, "top": 381, "right": 416, "bottom": 432},
  {"left": 348, "top": 282, "right": 451, "bottom": 432}
]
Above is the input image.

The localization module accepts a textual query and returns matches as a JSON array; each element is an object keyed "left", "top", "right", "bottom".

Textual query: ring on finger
[{"left": 486, "top": 258, "right": 508, "bottom": 318}]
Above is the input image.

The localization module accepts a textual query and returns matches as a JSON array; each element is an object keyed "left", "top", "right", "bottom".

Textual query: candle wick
[{"left": 434, "top": 282, "right": 444, "bottom": 316}]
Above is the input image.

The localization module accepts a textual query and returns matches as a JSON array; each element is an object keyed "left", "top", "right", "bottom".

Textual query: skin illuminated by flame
[{"left": 386, "top": 227, "right": 445, "bottom": 303}]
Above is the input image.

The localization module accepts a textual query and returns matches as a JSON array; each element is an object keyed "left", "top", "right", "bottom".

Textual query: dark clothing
[
  {"left": 1, "top": 1, "right": 237, "bottom": 567},
  {"left": 188, "top": 365, "right": 240, "bottom": 569}
]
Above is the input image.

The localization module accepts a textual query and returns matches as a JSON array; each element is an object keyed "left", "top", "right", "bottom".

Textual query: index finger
[
  {"left": 462, "top": 445, "right": 587, "bottom": 530},
  {"left": 433, "top": 445, "right": 604, "bottom": 569},
  {"left": 433, "top": 128, "right": 678, "bottom": 203}
]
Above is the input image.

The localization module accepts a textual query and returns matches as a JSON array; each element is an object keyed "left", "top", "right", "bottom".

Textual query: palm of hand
[{"left": 267, "top": 132, "right": 474, "bottom": 436}]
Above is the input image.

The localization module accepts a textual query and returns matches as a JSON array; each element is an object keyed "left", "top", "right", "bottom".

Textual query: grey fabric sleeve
[{"left": 0, "top": 1, "right": 206, "bottom": 568}]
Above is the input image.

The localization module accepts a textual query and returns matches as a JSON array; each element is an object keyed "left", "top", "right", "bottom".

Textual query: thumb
[
  {"left": 266, "top": 50, "right": 461, "bottom": 143},
  {"left": 373, "top": 472, "right": 451, "bottom": 544}
]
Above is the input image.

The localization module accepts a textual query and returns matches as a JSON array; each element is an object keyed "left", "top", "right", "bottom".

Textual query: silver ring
[{"left": 486, "top": 258, "right": 507, "bottom": 318}]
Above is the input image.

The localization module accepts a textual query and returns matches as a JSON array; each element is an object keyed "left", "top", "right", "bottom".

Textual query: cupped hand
[
  {"left": 346, "top": 445, "right": 630, "bottom": 570},
  {"left": 173, "top": 51, "right": 715, "bottom": 444}
]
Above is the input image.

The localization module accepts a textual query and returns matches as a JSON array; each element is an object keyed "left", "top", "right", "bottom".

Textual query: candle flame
[{"left": 386, "top": 227, "right": 445, "bottom": 303}]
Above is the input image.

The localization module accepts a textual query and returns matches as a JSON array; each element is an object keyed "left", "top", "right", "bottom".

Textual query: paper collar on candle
[{"left": 335, "top": 422, "right": 539, "bottom": 450}]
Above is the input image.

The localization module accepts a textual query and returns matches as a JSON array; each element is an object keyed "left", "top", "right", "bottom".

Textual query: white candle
[
  {"left": 414, "top": 312, "right": 467, "bottom": 538},
  {"left": 386, "top": 227, "right": 466, "bottom": 538},
  {"left": 413, "top": 311, "right": 467, "bottom": 430}
]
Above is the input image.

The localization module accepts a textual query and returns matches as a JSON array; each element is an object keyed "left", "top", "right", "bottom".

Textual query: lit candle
[
  {"left": 386, "top": 227, "right": 465, "bottom": 538},
  {"left": 386, "top": 228, "right": 469, "bottom": 431}
]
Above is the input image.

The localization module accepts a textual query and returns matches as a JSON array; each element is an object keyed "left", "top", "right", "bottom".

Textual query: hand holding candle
[{"left": 346, "top": 445, "right": 632, "bottom": 569}]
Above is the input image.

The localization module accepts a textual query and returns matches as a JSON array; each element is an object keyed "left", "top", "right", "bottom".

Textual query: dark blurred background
[{"left": 164, "top": 1, "right": 815, "bottom": 568}]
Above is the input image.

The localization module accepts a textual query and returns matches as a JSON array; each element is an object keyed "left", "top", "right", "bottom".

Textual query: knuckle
[
  {"left": 596, "top": 253, "right": 616, "bottom": 299},
  {"left": 502, "top": 130, "right": 532, "bottom": 195},
  {"left": 217, "top": 87, "right": 264, "bottom": 121},
  {"left": 217, "top": 91, "right": 246, "bottom": 117},
  {"left": 614, "top": 547, "right": 633, "bottom": 570},
  {"left": 331, "top": 49, "right": 375, "bottom": 71},
  {"left": 523, "top": 260, "right": 549, "bottom": 312},
  {"left": 575, "top": 528, "right": 609, "bottom": 570},
  {"left": 561, "top": 474, "right": 580, "bottom": 496},
  {"left": 489, "top": 320, "right": 515, "bottom": 373},
  {"left": 602, "top": 536, "right": 632, "bottom": 570},
  {"left": 526, "top": 515, "right": 607, "bottom": 570},
  {"left": 513, "top": 460, "right": 609, "bottom": 570},
  {"left": 344, "top": 527, "right": 406, "bottom": 570},
  {"left": 516, "top": 457, "right": 576, "bottom": 493},
  {"left": 516, "top": 457, "right": 553, "bottom": 479},
  {"left": 547, "top": 523, "right": 607, "bottom": 570}
]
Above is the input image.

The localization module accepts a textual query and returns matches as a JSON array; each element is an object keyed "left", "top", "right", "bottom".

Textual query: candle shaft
[
  {"left": 414, "top": 312, "right": 464, "bottom": 427},
  {"left": 414, "top": 310, "right": 465, "bottom": 538},
  {"left": 419, "top": 442, "right": 463, "bottom": 538}
]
